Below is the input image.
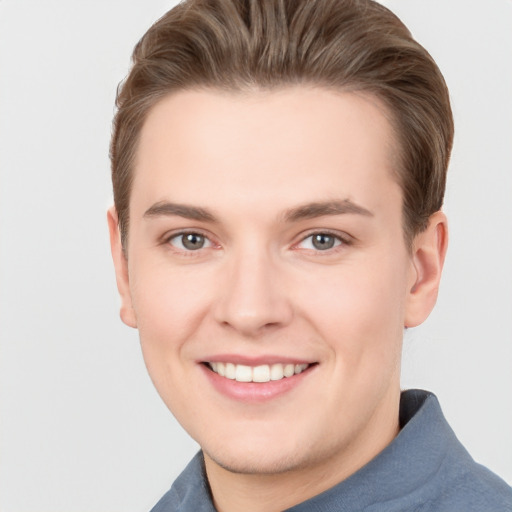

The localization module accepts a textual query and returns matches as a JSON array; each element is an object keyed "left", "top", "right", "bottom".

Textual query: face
[{"left": 110, "top": 87, "right": 442, "bottom": 480}]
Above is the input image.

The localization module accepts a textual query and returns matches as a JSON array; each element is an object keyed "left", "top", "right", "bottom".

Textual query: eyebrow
[
  {"left": 144, "top": 201, "right": 217, "bottom": 222},
  {"left": 283, "top": 199, "right": 374, "bottom": 222}
]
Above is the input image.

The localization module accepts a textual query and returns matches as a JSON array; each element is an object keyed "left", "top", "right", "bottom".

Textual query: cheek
[
  {"left": 128, "top": 263, "right": 216, "bottom": 416},
  {"left": 302, "top": 255, "right": 408, "bottom": 367},
  {"left": 129, "top": 261, "right": 214, "bottom": 366},
  {"left": 132, "top": 257, "right": 208, "bottom": 324}
]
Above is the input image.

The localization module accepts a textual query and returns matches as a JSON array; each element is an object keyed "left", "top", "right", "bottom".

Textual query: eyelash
[{"left": 163, "top": 230, "right": 351, "bottom": 255}]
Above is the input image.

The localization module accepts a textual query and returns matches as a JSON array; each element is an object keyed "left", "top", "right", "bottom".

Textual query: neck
[{"left": 204, "top": 390, "right": 401, "bottom": 512}]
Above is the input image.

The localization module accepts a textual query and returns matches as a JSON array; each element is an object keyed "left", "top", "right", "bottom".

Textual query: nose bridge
[{"left": 214, "top": 240, "right": 292, "bottom": 335}]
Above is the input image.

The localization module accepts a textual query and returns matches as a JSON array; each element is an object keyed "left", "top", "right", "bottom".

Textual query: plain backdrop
[{"left": 0, "top": 1, "right": 511, "bottom": 511}]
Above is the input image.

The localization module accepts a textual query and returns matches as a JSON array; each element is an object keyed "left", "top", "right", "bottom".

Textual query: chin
[
  {"left": 200, "top": 426, "right": 334, "bottom": 477},
  {"left": 204, "top": 446, "right": 312, "bottom": 476},
  {"left": 196, "top": 417, "right": 311, "bottom": 475}
]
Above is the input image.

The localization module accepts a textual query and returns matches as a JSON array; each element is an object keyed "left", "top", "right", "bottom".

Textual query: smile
[{"left": 207, "top": 362, "right": 310, "bottom": 383}]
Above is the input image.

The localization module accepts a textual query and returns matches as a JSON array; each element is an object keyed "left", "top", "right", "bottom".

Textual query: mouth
[
  {"left": 201, "top": 358, "right": 317, "bottom": 402},
  {"left": 204, "top": 362, "right": 313, "bottom": 383}
]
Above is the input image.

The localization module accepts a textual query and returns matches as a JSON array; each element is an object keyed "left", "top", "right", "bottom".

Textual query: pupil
[
  {"left": 183, "top": 233, "right": 204, "bottom": 250},
  {"left": 312, "top": 234, "right": 334, "bottom": 250}
]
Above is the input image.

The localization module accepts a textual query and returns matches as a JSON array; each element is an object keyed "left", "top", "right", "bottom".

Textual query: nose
[{"left": 213, "top": 247, "right": 293, "bottom": 337}]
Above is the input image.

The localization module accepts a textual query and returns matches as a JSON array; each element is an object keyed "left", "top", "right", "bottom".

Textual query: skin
[{"left": 108, "top": 87, "right": 447, "bottom": 512}]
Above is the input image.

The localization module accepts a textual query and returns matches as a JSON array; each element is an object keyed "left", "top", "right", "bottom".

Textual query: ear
[
  {"left": 404, "top": 211, "right": 448, "bottom": 328},
  {"left": 107, "top": 206, "right": 137, "bottom": 328}
]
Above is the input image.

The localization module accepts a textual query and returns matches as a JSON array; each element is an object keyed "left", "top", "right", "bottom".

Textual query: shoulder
[
  {"left": 404, "top": 391, "right": 512, "bottom": 511},
  {"left": 388, "top": 390, "right": 512, "bottom": 512},
  {"left": 420, "top": 461, "right": 512, "bottom": 512}
]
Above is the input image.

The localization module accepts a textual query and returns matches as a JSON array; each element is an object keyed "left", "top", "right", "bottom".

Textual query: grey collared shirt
[{"left": 151, "top": 389, "right": 512, "bottom": 511}]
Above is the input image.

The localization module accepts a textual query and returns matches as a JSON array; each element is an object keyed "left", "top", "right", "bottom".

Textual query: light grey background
[{"left": 0, "top": 1, "right": 510, "bottom": 511}]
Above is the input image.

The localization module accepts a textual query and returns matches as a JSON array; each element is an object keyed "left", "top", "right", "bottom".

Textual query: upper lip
[{"left": 200, "top": 354, "right": 315, "bottom": 366}]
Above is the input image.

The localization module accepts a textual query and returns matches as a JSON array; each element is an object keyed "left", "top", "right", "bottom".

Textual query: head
[{"left": 108, "top": 0, "right": 452, "bottom": 496}]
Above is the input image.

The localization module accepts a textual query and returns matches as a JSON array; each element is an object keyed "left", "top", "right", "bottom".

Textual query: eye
[
  {"left": 168, "top": 232, "right": 212, "bottom": 251},
  {"left": 298, "top": 232, "right": 344, "bottom": 251}
]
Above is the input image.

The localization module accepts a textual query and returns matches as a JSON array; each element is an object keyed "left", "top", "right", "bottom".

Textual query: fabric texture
[{"left": 150, "top": 389, "right": 512, "bottom": 511}]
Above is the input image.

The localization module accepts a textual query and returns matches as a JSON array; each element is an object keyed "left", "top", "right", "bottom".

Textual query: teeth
[
  {"left": 253, "top": 365, "right": 270, "bottom": 383},
  {"left": 270, "top": 363, "right": 284, "bottom": 381},
  {"left": 235, "top": 364, "right": 252, "bottom": 382},
  {"left": 283, "top": 364, "right": 295, "bottom": 377},
  {"left": 208, "top": 362, "right": 310, "bottom": 382},
  {"left": 225, "top": 362, "right": 236, "bottom": 380}
]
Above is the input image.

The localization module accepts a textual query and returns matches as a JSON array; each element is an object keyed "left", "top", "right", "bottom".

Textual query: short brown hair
[{"left": 110, "top": 0, "right": 453, "bottom": 249}]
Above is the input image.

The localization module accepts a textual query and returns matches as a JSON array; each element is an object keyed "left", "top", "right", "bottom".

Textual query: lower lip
[{"left": 200, "top": 364, "right": 314, "bottom": 403}]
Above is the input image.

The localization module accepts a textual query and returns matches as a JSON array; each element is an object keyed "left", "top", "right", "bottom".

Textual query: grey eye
[
  {"left": 182, "top": 233, "right": 205, "bottom": 250},
  {"left": 311, "top": 233, "right": 337, "bottom": 250},
  {"left": 169, "top": 233, "right": 211, "bottom": 251},
  {"left": 297, "top": 233, "right": 343, "bottom": 251}
]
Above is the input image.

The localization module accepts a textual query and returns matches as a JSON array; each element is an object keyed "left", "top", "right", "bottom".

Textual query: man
[{"left": 107, "top": 0, "right": 512, "bottom": 510}]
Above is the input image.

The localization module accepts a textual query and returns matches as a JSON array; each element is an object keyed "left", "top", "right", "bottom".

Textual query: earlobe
[
  {"left": 404, "top": 211, "right": 448, "bottom": 328},
  {"left": 107, "top": 206, "right": 138, "bottom": 329}
]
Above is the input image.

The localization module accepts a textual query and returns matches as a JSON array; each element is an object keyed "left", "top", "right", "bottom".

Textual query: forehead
[{"left": 132, "top": 87, "right": 400, "bottom": 219}]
